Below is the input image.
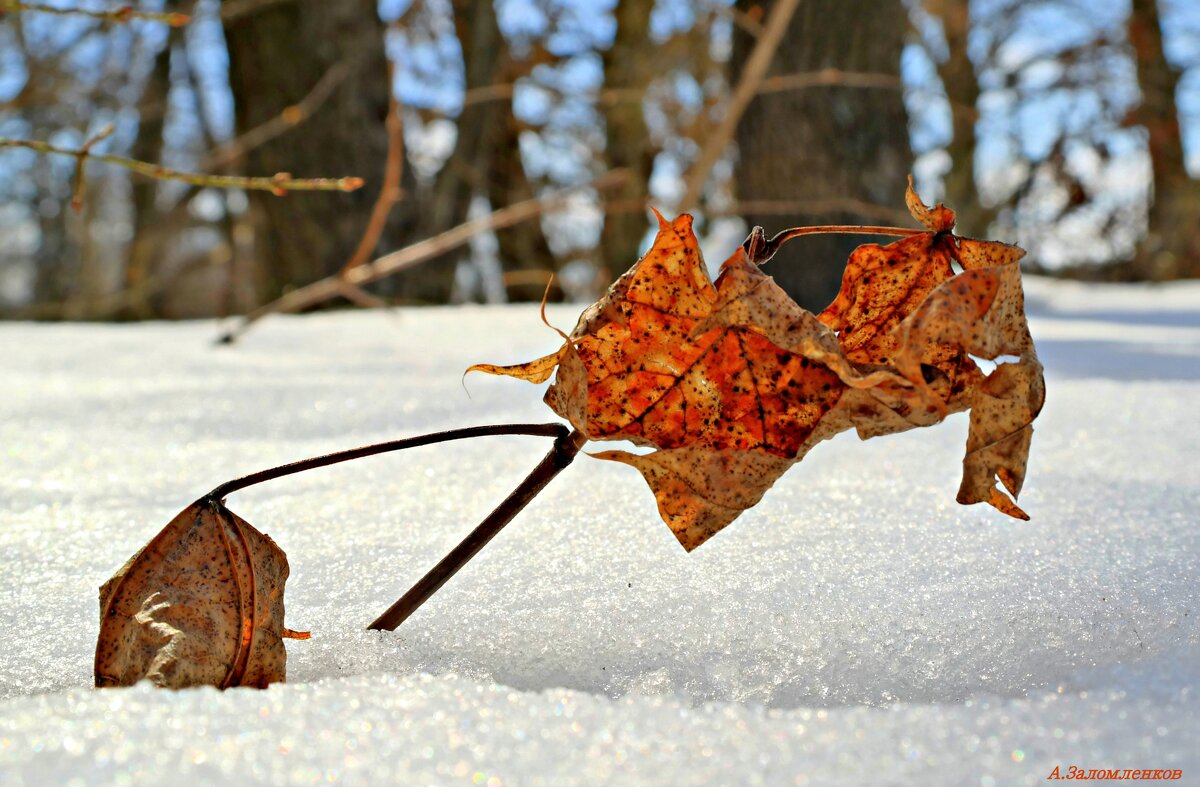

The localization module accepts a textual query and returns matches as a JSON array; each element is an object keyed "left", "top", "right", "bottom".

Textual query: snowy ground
[{"left": 1, "top": 276, "right": 1198, "bottom": 785}]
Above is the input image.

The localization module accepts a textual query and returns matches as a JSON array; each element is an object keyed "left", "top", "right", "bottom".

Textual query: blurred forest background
[{"left": 1, "top": 0, "right": 1198, "bottom": 322}]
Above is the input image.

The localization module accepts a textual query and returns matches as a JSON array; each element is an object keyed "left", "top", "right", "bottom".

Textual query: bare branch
[
  {"left": 217, "top": 169, "right": 631, "bottom": 344},
  {"left": 110, "top": 58, "right": 357, "bottom": 264},
  {"left": 204, "top": 61, "right": 353, "bottom": 170},
  {"left": 461, "top": 82, "right": 516, "bottom": 109},
  {"left": 339, "top": 62, "right": 406, "bottom": 275},
  {"left": 0, "top": 135, "right": 365, "bottom": 204},
  {"left": 1, "top": 1, "right": 190, "bottom": 26},
  {"left": 70, "top": 124, "right": 115, "bottom": 211},
  {"left": 757, "top": 67, "right": 903, "bottom": 96},
  {"left": 699, "top": 0, "right": 765, "bottom": 38},
  {"left": 334, "top": 280, "right": 389, "bottom": 309}
]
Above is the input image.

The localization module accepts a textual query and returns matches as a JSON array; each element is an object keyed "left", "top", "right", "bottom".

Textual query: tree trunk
[
  {"left": 400, "top": 0, "right": 500, "bottom": 302},
  {"left": 30, "top": 161, "right": 74, "bottom": 313},
  {"left": 123, "top": 33, "right": 173, "bottom": 319},
  {"left": 485, "top": 109, "right": 559, "bottom": 301},
  {"left": 599, "top": 0, "right": 656, "bottom": 275},
  {"left": 223, "top": 0, "right": 410, "bottom": 303},
  {"left": 384, "top": 0, "right": 558, "bottom": 303},
  {"left": 1128, "top": 0, "right": 1200, "bottom": 280},
  {"left": 926, "top": 0, "right": 993, "bottom": 237},
  {"left": 731, "top": 0, "right": 912, "bottom": 311}
]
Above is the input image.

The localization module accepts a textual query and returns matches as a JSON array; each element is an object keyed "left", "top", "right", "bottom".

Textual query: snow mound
[{"left": 1, "top": 277, "right": 1197, "bottom": 784}]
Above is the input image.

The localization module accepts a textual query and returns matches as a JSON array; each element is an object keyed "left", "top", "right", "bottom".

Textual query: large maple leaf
[{"left": 471, "top": 181, "right": 1044, "bottom": 550}]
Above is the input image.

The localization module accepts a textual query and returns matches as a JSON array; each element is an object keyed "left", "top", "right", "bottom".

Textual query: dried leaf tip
[
  {"left": 539, "top": 274, "right": 570, "bottom": 342},
  {"left": 650, "top": 206, "right": 672, "bottom": 232},
  {"left": 904, "top": 174, "right": 956, "bottom": 233}
]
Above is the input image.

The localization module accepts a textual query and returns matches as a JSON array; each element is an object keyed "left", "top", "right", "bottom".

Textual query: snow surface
[{"left": 1, "top": 276, "right": 1198, "bottom": 785}]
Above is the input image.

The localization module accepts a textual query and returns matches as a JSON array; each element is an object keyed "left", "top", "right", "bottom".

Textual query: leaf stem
[
  {"left": 207, "top": 423, "right": 570, "bottom": 501},
  {"left": 744, "top": 224, "right": 926, "bottom": 264},
  {"left": 367, "top": 428, "right": 588, "bottom": 631}
]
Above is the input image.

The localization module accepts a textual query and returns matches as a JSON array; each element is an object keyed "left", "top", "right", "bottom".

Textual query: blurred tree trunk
[
  {"left": 22, "top": 48, "right": 73, "bottom": 309},
  {"left": 30, "top": 162, "right": 73, "bottom": 310},
  {"left": 223, "top": 0, "right": 415, "bottom": 303},
  {"left": 485, "top": 110, "right": 559, "bottom": 300},
  {"left": 123, "top": 34, "right": 173, "bottom": 319},
  {"left": 926, "top": 0, "right": 993, "bottom": 237},
  {"left": 731, "top": 0, "right": 912, "bottom": 311},
  {"left": 414, "top": 0, "right": 557, "bottom": 303},
  {"left": 599, "top": 0, "right": 656, "bottom": 275},
  {"left": 405, "top": 0, "right": 499, "bottom": 303},
  {"left": 1128, "top": 0, "right": 1200, "bottom": 280}
]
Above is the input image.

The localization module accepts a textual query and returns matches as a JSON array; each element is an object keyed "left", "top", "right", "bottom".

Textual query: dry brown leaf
[
  {"left": 818, "top": 177, "right": 1030, "bottom": 414},
  {"left": 895, "top": 261, "right": 1044, "bottom": 518},
  {"left": 95, "top": 499, "right": 307, "bottom": 689},
  {"left": 470, "top": 181, "right": 1044, "bottom": 550}
]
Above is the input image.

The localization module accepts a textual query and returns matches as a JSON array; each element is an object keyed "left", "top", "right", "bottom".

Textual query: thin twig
[
  {"left": 216, "top": 169, "right": 630, "bottom": 344},
  {"left": 0, "top": 136, "right": 364, "bottom": 200},
  {"left": 368, "top": 428, "right": 588, "bottom": 631},
  {"left": 677, "top": 0, "right": 801, "bottom": 213},
  {"left": 70, "top": 124, "right": 115, "bottom": 211},
  {"left": 334, "top": 279, "right": 388, "bottom": 309},
  {"left": 461, "top": 82, "right": 516, "bottom": 109},
  {"left": 94, "top": 58, "right": 356, "bottom": 303},
  {"left": 1, "top": 0, "right": 190, "bottom": 26},
  {"left": 700, "top": 0, "right": 764, "bottom": 37},
  {"left": 204, "top": 61, "right": 353, "bottom": 170},
  {"left": 339, "top": 62, "right": 405, "bottom": 275},
  {"left": 208, "top": 423, "right": 570, "bottom": 501},
  {"left": 422, "top": 65, "right": 897, "bottom": 122}
]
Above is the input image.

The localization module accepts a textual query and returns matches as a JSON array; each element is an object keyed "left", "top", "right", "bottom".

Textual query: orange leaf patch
[{"left": 471, "top": 181, "right": 1044, "bottom": 550}]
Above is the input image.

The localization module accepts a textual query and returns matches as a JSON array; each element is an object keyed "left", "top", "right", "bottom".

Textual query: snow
[{"left": 1, "top": 276, "right": 1198, "bottom": 785}]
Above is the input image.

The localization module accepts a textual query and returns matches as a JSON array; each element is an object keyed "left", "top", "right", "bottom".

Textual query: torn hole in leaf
[
  {"left": 969, "top": 354, "right": 1023, "bottom": 375},
  {"left": 587, "top": 438, "right": 651, "bottom": 457},
  {"left": 920, "top": 363, "right": 944, "bottom": 384}
]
